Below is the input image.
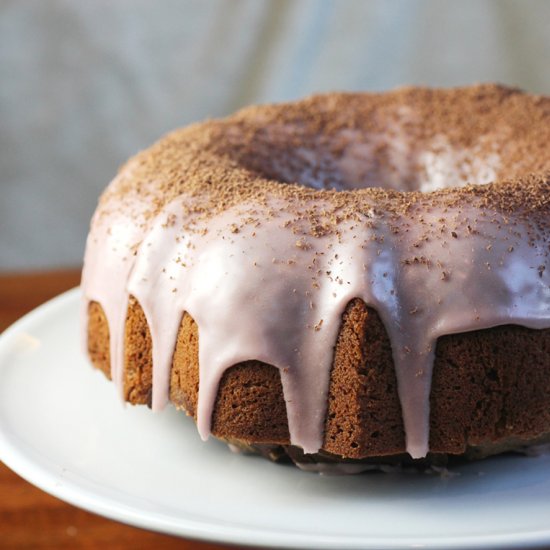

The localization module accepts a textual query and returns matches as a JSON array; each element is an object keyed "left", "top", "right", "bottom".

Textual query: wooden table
[{"left": 0, "top": 269, "right": 248, "bottom": 550}]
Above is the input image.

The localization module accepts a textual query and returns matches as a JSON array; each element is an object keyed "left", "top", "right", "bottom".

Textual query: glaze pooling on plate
[{"left": 81, "top": 85, "right": 550, "bottom": 459}]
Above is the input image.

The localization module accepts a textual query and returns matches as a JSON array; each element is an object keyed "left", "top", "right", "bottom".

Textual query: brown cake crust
[
  {"left": 87, "top": 301, "right": 111, "bottom": 380},
  {"left": 87, "top": 297, "right": 550, "bottom": 461}
]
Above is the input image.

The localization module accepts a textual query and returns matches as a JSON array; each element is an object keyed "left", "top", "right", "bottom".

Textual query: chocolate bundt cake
[{"left": 82, "top": 84, "right": 550, "bottom": 470}]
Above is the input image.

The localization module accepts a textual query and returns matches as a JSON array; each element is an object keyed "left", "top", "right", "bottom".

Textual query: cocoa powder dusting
[{"left": 98, "top": 84, "right": 549, "bottom": 262}]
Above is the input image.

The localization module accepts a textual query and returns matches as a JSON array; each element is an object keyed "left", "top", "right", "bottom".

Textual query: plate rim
[{"left": 2, "top": 288, "right": 550, "bottom": 549}]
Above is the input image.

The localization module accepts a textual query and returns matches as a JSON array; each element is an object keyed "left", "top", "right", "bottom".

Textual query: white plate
[{"left": 1, "top": 288, "right": 550, "bottom": 549}]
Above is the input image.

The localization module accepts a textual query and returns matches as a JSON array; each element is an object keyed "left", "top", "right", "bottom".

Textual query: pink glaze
[{"left": 81, "top": 137, "right": 550, "bottom": 460}]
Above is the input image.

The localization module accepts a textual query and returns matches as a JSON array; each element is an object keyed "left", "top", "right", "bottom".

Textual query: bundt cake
[{"left": 82, "top": 84, "right": 550, "bottom": 470}]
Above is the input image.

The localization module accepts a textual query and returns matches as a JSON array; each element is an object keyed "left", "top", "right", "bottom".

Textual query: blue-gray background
[{"left": 2, "top": 0, "right": 549, "bottom": 270}]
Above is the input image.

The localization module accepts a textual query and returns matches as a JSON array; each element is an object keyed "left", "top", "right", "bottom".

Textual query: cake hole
[{"left": 234, "top": 125, "right": 501, "bottom": 193}]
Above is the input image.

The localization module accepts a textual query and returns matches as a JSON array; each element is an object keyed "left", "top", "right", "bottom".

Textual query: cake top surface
[{"left": 97, "top": 84, "right": 550, "bottom": 249}]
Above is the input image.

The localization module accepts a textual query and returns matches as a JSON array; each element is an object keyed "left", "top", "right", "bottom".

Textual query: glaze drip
[{"left": 82, "top": 190, "right": 549, "bottom": 458}]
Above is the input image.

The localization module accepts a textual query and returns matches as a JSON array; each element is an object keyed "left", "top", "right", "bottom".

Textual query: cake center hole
[{"left": 243, "top": 128, "right": 500, "bottom": 193}]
